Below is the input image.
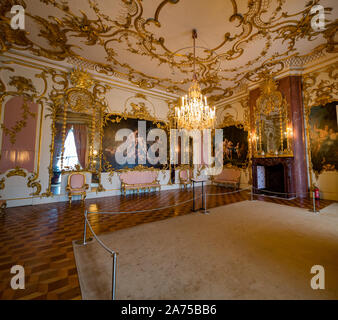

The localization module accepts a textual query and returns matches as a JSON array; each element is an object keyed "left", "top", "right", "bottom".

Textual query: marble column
[{"left": 279, "top": 76, "right": 308, "bottom": 197}]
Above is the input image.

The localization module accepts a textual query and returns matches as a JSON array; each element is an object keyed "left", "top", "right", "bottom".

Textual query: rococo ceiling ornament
[
  {"left": 175, "top": 29, "right": 215, "bottom": 130},
  {"left": 0, "top": 0, "right": 336, "bottom": 104}
]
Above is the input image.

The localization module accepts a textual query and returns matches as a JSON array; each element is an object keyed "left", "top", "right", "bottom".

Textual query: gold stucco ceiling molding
[
  {"left": 303, "top": 62, "right": 338, "bottom": 110},
  {"left": 0, "top": 0, "right": 336, "bottom": 104}
]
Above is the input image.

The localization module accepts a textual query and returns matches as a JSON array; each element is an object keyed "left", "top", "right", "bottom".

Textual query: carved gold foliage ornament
[
  {"left": 216, "top": 99, "right": 250, "bottom": 131},
  {"left": 27, "top": 172, "right": 41, "bottom": 196},
  {"left": 303, "top": 62, "right": 338, "bottom": 111},
  {"left": 0, "top": 0, "right": 335, "bottom": 103},
  {"left": 218, "top": 113, "right": 243, "bottom": 129},
  {"left": 256, "top": 78, "right": 284, "bottom": 116},
  {"left": 6, "top": 167, "right": 27, "bottom": 178},
  {"left": 9, "top": 76, "right": 37, "bottom": 94},
  {"left": 1, "top": 98, "right": 35, "bottom": 144},
  {"left": 70, "top": 69, "right": 94, "bottom": 89},
  {"left": 128, "top": 102, "right": 152, "bottom": 120},
  {"left": 66, "top": 88, "right": 94, "bottom": 113}
]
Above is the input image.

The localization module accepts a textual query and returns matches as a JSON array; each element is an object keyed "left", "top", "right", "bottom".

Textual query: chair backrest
[
  {"left": 179, "top": 169, "right": 189, "bottom": 180},
  {"left": 120, "top": 171, "right": 158, "bottom": 184},
  {"left": 220, "top": 168, "right": 241, "bottom": 181},
  {"left": 69, "top": 173, "right": 85, "bottom": 189}
]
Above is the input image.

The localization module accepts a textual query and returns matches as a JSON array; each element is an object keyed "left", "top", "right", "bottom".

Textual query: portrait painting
[{"left": 309, "top": 101, "right": 338, "bottom": 175}]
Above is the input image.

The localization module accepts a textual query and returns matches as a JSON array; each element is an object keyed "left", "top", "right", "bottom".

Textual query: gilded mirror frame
[
  {"left": 44, "top": 69, "right": 110, "bottom": 196},
  {"left": 253, "top": 78, "right": 293, "bottom": 158}
]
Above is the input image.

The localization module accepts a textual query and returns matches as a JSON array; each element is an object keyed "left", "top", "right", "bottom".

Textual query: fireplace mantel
[{"left": 252, "top": 157, "right": 294, "bottom": 167}]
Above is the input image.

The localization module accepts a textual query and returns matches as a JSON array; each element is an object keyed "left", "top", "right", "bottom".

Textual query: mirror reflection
[
  {"left": 252, "top": 78, "right": 293, "bottom": 158},
  {"left": 51, "top": 111, "right": 98, "bottom": 195}
]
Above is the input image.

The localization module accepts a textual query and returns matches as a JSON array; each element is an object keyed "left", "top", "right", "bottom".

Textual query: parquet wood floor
[{"left": 0, "top": 185, "right": 334, "bottom": 300}]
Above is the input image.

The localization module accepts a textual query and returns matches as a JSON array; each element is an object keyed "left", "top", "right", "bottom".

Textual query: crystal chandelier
[{"left": 175, "top": 29, "right": 216, "bottom": 130}]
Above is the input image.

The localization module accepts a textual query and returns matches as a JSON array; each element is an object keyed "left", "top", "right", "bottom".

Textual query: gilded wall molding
[
  {"left": 6, "top": 167, "right": 27, "bottom": 178},
  {"left": 0, "top": 63, "right": 47, "bottom": 197},
  {"left": 0, "top": 177, "right": 5, "bottom": 192},
  {"left": 27, "top": 172, "right": 41, "bottom": 196}
]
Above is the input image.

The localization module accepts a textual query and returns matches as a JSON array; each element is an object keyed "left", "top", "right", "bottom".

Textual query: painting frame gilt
[
  {"left": 308, "top": 102, "right": 338, "bottom": 176},
  {"left": 102, "top": 114, "right": 169, "bottom": 172}
]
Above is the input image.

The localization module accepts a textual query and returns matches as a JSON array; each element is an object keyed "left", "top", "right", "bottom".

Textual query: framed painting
[
  {"left": 221, "top": 125, "right": 249, "bottom": 168},
  {"left": 102, "top": 115, "right": 168, "bottom": 171},
  {"left": 308, "top": 101, "right": 338, "bottom": 175}
]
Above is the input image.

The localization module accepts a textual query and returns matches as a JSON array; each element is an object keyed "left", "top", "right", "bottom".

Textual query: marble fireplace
[
  {"left": 249, "top": 76, "right": 309, "bottom": 199},
  {"left": 252, "top": 157, "right": 295, "bottom": 198}
]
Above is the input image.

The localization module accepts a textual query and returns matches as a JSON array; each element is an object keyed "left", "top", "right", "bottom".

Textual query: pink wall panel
[{"left": 0, "top": 96, "right": 39, "bottom": 173}]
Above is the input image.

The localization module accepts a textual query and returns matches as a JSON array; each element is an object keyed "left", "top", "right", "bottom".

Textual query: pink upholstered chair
[
  {"left": 179, "top": 168, "right": 192, "bottom": 189},
  {"left": 66, "top": 172, "right": 89, "bottom": 204}
]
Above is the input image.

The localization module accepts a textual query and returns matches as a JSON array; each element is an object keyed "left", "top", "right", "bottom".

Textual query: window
[{"left": 56, "top": 127, "right": 80, "bottom": 170}]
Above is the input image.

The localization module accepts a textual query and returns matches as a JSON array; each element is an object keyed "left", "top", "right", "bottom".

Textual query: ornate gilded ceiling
[{"left": 0, "top": 0, "right": 337, "bottom": 103}]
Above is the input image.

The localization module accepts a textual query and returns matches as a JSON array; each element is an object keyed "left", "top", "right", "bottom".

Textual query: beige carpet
[
  {"left": 73, "top": 200, "right": 338, "bottom": 300},
  {"left": 319, "top": 202, "right": 338, "bottom": 216}
]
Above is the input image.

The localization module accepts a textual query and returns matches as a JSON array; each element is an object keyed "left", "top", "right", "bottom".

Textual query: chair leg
[
  {"left": 0, "top": 203, "right": 6, "bottom": 217},
  {"left": 68, "top": 194, "right": 72, "bottom": 205}
]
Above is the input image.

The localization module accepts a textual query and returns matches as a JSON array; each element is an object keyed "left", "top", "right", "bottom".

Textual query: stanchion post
[
  {"left": 192, "top": 181, "right": 196, "bottom": 212},
  {"left": 203, "top": 183, "right": 209, "bottom": 215},
  {"left": 311, "top": 191, "right": 320, "bottom": 214},
  {"left": 313, "top": 191, "right": 316, "bottom": 213},
  {"left": 201, "top": 181, "right": 204, "bottom": 209},
  {"left": 83, "top": 210, "right": 88, "bottom": 245},
  {"left": 112, "top": 252, "right": 117, "bottom": 300}
]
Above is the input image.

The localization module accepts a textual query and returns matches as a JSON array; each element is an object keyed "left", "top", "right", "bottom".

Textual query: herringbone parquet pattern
[{"left": 0, "top": 185, "right": 334, "bottom": 300}]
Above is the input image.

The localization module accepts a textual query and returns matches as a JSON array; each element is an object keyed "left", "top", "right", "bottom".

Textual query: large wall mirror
[
  {"left": 47, "top": 70, "right": 108, "bottom": 196},
  {"left": 253, "top": 78, "right": 293, "bottom": 158}
]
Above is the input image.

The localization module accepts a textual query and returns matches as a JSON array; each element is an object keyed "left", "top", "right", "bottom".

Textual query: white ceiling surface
[{"left": 23, "top": 0, "right": 337, "bottom": 99}]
